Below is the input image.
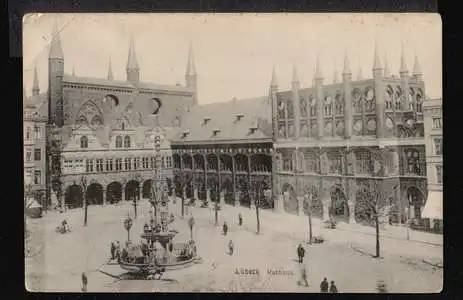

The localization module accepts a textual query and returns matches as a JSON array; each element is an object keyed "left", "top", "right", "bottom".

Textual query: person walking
[
  {"left": 81, "top": 272, "right": 88, "bottom": 292},
  {"left": 329, "top": 280, "right": 338, "bottom": 293},
  {"left": 298, "top": 264, "right": 309, "bottom": 287},
  {"left": 238, "top": 213, "right": 243, "bottom": 226},
  {"left": 223, "top": 221, "right": 228, "bottom": 236},
  {"left": 297, "top": 243, "right": 305, "bottom": 264},
  {"left": 228, "top": 240, "right": 234, "bottom": 256},
  {"left": 320, "top": 277, "right": 329, "bottom": 293},
  {"left": 115, "top": 241, "right": 121, "bottom": 262},
  {"left": 110, "top": 241, "right": 116, "bottom": 260}
]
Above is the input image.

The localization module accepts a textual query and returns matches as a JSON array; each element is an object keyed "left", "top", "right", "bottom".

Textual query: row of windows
[
  {"left": 63, "top": 156, "right": 172, "bottom": 173},
  {"left": 432, "top": 116, "right": 442, "bottom": 129},
  {"left": 80, "top": 135, "right": 133, "bottom": 149},
  {"left": 25, "top": 148, "right": 42, "bottom": 162},
  {"left": 436, "top": 165, "right": 443, "bottom": 184},
  {"left": 63, "top": 85, "right": 132, "bottom": 94},
  {"left": 24, "top": 169, "right": 42, "bottom": 185},
  {"left": 25, "top": 126, "right": 42, "bottom": 141}
]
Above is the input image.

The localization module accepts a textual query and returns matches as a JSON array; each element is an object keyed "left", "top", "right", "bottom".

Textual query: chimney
[
  {"left": 203, "top": 117, "right": 211, "bottom": 125},
  {"left": 235, "top": 113, "right": 244, "bottom": 121}
]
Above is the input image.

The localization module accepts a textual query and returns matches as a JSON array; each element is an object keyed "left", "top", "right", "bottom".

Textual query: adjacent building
[
  {"left": 271, "top": 43, "right": 428, "bottom": 225},
  {"left": 170, "top": 96, "right": 274, "bottom": 209},
  {"left": 422, "top": 98, "right": 443, "bottom": 231},
  {"left": 33, "top": 21, "right": 198, "bottom": 209}
]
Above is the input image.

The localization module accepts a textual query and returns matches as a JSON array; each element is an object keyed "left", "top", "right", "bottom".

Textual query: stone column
[
  {"left": 297, "top": 196, "right": 304, "bottom": 216},
  {"left": 138, "top": 184, "right": 142, "bottom": 200},
  {"left": 234, "top": 192, "right": 240, "bottom": 207},
  {"left": 102, "top": 189, "right": 107, "bottom": 205},
  {"left": 220, "top": 190, "right": 225, "bottom": 207},
  {"left": 121, "top": 186, "right": 126, "bottom": 201},
  {"left": 347, "top": 180, "right": 357, "bottom": 224},
  {"left": 206, "top": 188, "right": 211, "bottom": 202},
  {"left": 193, "top": 187, "right": 199, "bottom": 200}
]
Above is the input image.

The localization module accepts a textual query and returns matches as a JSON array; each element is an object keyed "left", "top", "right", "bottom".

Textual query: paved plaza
[{"left": 25, "top": 200, "right": 443, "bottom": 293}]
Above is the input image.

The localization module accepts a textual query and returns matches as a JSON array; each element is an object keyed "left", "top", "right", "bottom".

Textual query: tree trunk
[
  {"left": 375, "top": 216, "right": 380, "bottom": 258},
  {"left": 181, "top": 192, "right": 184, "bottom": 218},
  {"left": 84, "top": 196, "right": 88, "bottom": 226},
  {"left": 215, "top": 202, "right": 218, "bottom": 226},
  {"left": 190, "top": 227, "right": 193, "bottom": 240},
  {"left": 256, "top": 201, "right": 260, "bottom": 234},
  {"left": 308, "top": 212, "right": 313, "bottom": 244}
]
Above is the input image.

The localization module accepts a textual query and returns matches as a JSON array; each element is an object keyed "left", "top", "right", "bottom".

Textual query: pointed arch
[{"left": 75, "top": 100, "right": 104, "bottom": 127}]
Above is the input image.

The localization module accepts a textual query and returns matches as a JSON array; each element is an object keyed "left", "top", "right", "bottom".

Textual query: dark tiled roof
[{"left": 171, "top": 96, "right": 272, "bottom": 144}]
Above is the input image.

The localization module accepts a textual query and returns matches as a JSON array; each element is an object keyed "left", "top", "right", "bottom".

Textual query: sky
[{"left": 23, "top": 13, "right": 442, "bottom": 104}]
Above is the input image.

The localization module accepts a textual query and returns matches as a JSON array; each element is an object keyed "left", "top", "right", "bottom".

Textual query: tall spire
[
  {"left": 383, "top": 53, "right": 390, "bottom": 77},
  {"left": 72, "top": 64, "right": 75, "bottom": 76},
  {"left": 126, "top": 34, "right": 139, "bottom": 70},
  {"left": 107, "top": 56, "right": 114, "bottom": 81},
  {"left": 270, "top": 66, "right": 278, "bottom": 87},
  {"left": 292, "top": 64, "right": 299, "bottom": 83},
  {"left": 49, "top": 18, "right": 64, "bottom": 59},
  {"left": 342, "top": 49, "right": 351, "bottom": 75},
  {"left": 185, "top": 42, "right": 196, "bottom": 76},
  {"left": 399, "top": 41, "right": 408, "bottom": 73},
  {"left": 412, "top": 50, "right": 422, "bottom": 78},
  {"left": 315, "top": 55, "right": 323, "bottom": 79},
  {"left": 357, "top": 57, "right": 363, "bottom": 80},
  {"left": 373, "top": 38, "right": 382, "bottom": 70},
  {"left": 32, "top": 66, "right": 40, "bottom": 96},
  {"left": 333, "top": 60, "right": 339, "bottom": 84},
  {"left": 312, "top": 66, "right": 316, "bottom": 87}
]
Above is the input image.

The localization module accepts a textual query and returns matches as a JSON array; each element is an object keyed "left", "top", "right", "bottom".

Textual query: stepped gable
[{"left": 171, "top": 96, "right": 272, "bottom": 144}]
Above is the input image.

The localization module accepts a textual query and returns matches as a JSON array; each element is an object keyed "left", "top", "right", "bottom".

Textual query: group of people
[
  {"left": 296, "top": 243, "right": 339, "bottom": 293},
  {"left": 110, "top": 241, "right": 121, "bottom": 261}
]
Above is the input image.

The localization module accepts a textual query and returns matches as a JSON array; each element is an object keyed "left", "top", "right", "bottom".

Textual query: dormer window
[
  {"left": 249, "top": 125, "right": 258, "bottom": 134},
  {"left": 212, "top": 128, "right": 220, "bottom": 136},
  {"left": 203, "top": 117, "right": 211, "bottom": 125},
  {"left": 236, "top": 113, "right": 244, "bottom": 121}
]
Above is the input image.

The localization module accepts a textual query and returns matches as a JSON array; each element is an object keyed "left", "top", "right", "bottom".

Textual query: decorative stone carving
[
  {"left": 346, "top": 150, "right": 356, "bottom": 175},
  {"left": 320, "top": 152, "right": 329, "bottom": 174}
]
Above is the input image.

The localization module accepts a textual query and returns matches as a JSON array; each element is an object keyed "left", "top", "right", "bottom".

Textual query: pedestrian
[
  {"left": 297, "top": 243, "right": 305, "bottom": 264},
  {"left": 115, "top": 241, "right": 121, "bottom": 262},
  {"left": 223, "top": 221, "right": 228, "bottom": 236},
  {"left": 81, "top": 272, "right": 88, "bottom": 292},
  {"left": 238, "top": 213, "right": 243, "bottom": 226},
  {"left": 228, "top": 240, "right": 234, "bottom": 256},
  {"left": 329, "top": 280, "right": 338, "bottom": 293},
  {"left": 320, "top": 277, "right": 329, "bottom": 293},
  {"left": 110, "top": 241, "right": 116, "bottom": 260},
  {"left": 298, "top": 264, "right": 309, "bottom": 287}
]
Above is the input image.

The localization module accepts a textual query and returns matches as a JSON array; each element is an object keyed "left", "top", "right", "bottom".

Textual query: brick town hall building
[
  {"left": 271, "top": 43, "right": 428, "bottom": 225},
  {"left": 26, "top": 21, "right": 198, "bottom": 209}
]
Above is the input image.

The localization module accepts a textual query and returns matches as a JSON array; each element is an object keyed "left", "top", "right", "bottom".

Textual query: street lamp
[
  {"left": 81, "top": 176, "right": 88, "bottom": 226},
  {"left": 123, "top": 214, "right": 133, "bottom": 243}
]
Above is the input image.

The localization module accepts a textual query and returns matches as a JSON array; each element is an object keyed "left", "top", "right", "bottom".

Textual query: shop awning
[{"left": 422, "top": 191, "right": 443, "bottom": 220}]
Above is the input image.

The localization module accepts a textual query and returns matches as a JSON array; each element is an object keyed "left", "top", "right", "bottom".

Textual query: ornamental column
[
  {"left": 102, "top": 188, "right": 107, "bottom": 205},
  {"left": 347, "top": 179, "right": 357, "bottom": 224}
]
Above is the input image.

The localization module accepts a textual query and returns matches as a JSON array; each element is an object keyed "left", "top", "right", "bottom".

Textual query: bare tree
[
  {"left": 303, "top": 186, "right": 318, "bottom": 245},
  {"left": 355, "top": 180, "right": 390, "bottom": 258}
]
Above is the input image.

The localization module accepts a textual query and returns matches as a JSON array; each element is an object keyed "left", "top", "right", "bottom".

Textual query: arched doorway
[
  {"left": 222, "top": 177, "right": 234, "bottom": 205},
  {"left": 125, "top": 180, "right": 140, "bottom": 201},
  {"left": 107, "top": 182, "right": 122, "bottom": 204},
  {"left": 142, "top": 180, "right": 153, "bottom": 199},
  {"left": 407, "top": 186, "right": 425, "bottom": 222},
  {"left": 330, "top": 186, "right": 349, "bottom": 221},
  {"left": 282, "top": 183, "right": 298, "bottom": 214},
  {"left": 86, "top": 183, "right": 103, "bottom": 205},
  {"left": 65, "top": 185, "right": 83, "bottom": 209}
]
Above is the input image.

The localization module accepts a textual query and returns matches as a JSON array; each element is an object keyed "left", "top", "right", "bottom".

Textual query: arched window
[
  {"left": 355, "top": 150, "right": 373, "bottom": 174},
  {"left": 405, "top": 149, "right": 422, "bottom": 175},
  {"left": 277, "top": 97, "right": 285, "bottom": 119},
  {"left": 80, "top": 136, "right": 89, "bottom": 149},
  {"left": 395, "top": 86, "right": 403, "bottom": 110},
  {"left": 26, "top": 126, "right": 32, "bottom": 140},
  {"left": 124, "top": 135, "right": 131, "bottom": 148},
  {"left": 324, "top": 96, "right": 333, "bottom": 116},
  {"left": 385, "top": 85, "right": 394, "bottom": 110},
  {"left": 286, "top": 98, "right": 294, "bottom": 119},
  {"left": 300, "top": 97, "right": 308, "bottom": 117},
  {"left": 91, "top": 115, "right": 103, "bottom": 126},
  {"left": 335, "top": 93, "right": 344, "bottom": 115},
  {"left": 416, "top": 89, "right": 423, "bottom": 113},
  {"left": 308, "top": 96, "right": 317, "bottom": 117},
  {"left": 352, "top": 88, "right": 363, "bottom": 114},
  {"left": 115, "top": 136, "right": 122, "bottom": 148}
]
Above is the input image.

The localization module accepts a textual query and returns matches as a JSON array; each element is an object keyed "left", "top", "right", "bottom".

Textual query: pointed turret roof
[
  {"left": 412, "top": 50, "right": 422, "bottom": 76},
  {"left": 270, "top": 66, "right": 278, "bottom": 86},
  {"left": 49, "top": 18, "right": 64, "bottom": 59},
  {"left": 292, "top": 65, "right": 299, "bottom": 83},
  {"left": 357, "top": 58, "right": 363, "bottom": 80},
  {"left": 373, "top": 39, "right": 382, "bottom": 70},
  {"left": 126, "top": 34, "right": 139, "bottom": 70},
  {"left": 384, "top": 53, "right": 390, "bottom": 77},
  {"left": 186, "top": 42, "right": 197, "bottom": 76},
  {"left": 107, "top": 56, "right": 114, "bottom": 80},
  {"left": 33, "top": 66, "right": 40, "bottom": 93},
  {"left": 400, "top": 41, "right": 408, "bottom": 73},
  {"left": 72, "top": 64, "right": 75, "bottom": 76},
  {"left": 342, "top": 50, "right": 351, "bottom": 75},
  {"left": 315, "top": 55, "right": 323, "bottom": 79},
  {"left": 333, "top": 61, "right": 339, "bottom": 83}
]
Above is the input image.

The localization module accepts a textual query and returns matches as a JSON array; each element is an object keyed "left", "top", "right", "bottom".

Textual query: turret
[
  {"left": 269, "top": 66, "right": 279, "bottom": 141},
  {"left": 412, "top": 50, "right": 423, "bottom": 81},
  {"left": 314, "top": 56, "right": 325, "bottom": 139},
  {"left": 48, "top": 18, "right": 64, "bottom": 126},
  {"left": 185, "top": 42, "right": 198, "bottom": 105},
  {"left": 292, "top": 65, "right": 301, "bottom": 138},
  {"left": 399, "top": 42, "right": 411, "bottom": 111},
  {"left": 126, "top": 35, "right": 140, "bottom": 85},
  {"left": 107, "top": 56, "right": 114, "bottom": 81},
  {"left": 333, "top": 60, "right": 339, "bottom": 84},
  {"left": 32, "top": 66, "right": 40, "bottom": 96},
  {"left": 342, "top": 50, "right": 353, "bottom": 139},
  {"left": 383, "top": 53, "right": 390, "bottom": 77},
  {"left": 372, "top": 39, "right": 385, "bottom": 138},
  {"left": 357, "top": 57, "right": 363, "bottom": 80}
]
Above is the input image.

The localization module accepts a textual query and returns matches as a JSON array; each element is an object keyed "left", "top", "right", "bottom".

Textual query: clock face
[
  {"left": 354, "top": 120, "right": 362, "bottom": 133},
  {"left": 386, "top": 118, "right": 394, "bottom": 129},
  {"left": 366, "top": 88, "right": 374, "bottom": 101},
  {"left": 367, "top": 119, "right": 377, "bottom": 131}
]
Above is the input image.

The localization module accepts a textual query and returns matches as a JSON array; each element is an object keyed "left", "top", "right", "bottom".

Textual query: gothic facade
[
  {"left": 32, "top": 21, "right": 198, "bottom": 209},
  {"left": 270, "top": 44, "right": 428, "bottom": 225}
]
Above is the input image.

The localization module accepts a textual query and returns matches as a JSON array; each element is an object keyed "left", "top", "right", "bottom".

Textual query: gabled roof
[{"left": 171, "top": 96, "right": 272, "bottom": 144}]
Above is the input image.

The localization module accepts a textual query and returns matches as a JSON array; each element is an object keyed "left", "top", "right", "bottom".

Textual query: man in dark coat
[
  {"left": 238, "top": 213, "right": 243, "bottom": 226},
  {"left": 223, "top": 221, "right": 228, "bottom": 236},
  {"left": 320, "top": 277, "right": 329, "bottom": 292},
  {"left": 110, "top": 242, "right": 116, "bottom": 260},
  {"left": 297, "top": 243, "right": 305, "bottom": 263},
  {"left": 329, "top": 280, "right": 338, "bottom": 293},
  {"left": 81, "top": 272, "right": 88, "bottom": 292}
]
